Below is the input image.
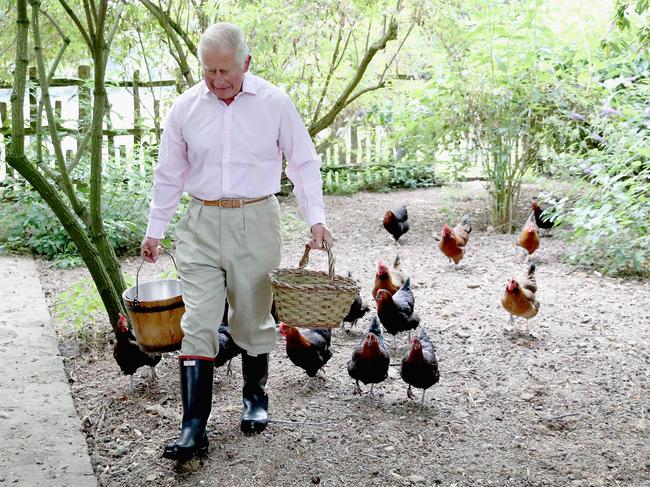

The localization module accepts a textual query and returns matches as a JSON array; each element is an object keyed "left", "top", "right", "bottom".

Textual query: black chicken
[
  {"left": 531, "top": 198, "right": 555, "bottom": 236},
  {"left": 383, "top": 205, "right": 410, "bottom": 244},
  {"left": 347, "top": 316, "right": 390, "bottom": 395},
  {"left": 342, "top": 271, "right": 370, "bottom": 331},
  {"left": 214, "top": 302, "right": 243, "bottom": 375},
  {"left": 113, "top": 313, "right": 161, "bottom": 392},
  {"left": 375, "top": 277, "right": 420, "bottom": 350},
  {"left": 400, "top": 328, "right": 440, "bottom": 405}
]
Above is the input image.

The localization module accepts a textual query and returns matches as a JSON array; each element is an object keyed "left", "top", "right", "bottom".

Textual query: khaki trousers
[{"left": 174, "top": 195, "right": 282, "bottom": 358}]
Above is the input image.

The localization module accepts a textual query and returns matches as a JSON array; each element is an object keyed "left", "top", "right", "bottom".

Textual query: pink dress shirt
[{"left": 146, "top": 73, "right": 326, "bottom": 239}]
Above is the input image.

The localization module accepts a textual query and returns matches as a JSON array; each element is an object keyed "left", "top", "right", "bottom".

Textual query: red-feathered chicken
[
  {"left": 375, "top": 277, "right": 420, "bottom": 350},
  {"left": 501, "top": 263, "right": 540, "bottom": 328},
  {"left": 400, "top": 328, "right": 440, "bottom": 405},
  {"left": 372, "top": 255, "right": 406, "bottom": 299},
  {"left": 437, "top": 214, "right": 471, "bottom": 265},
  {"left": 518, "top": 212, "right": 540, "bottom": 256},
  {"left": 383, "top": 205, "right": 410, "bottom": 243},
  {"left": 113, "top": 313, "right": 161, "bottom": 392},
  {"left": 279, "top": 323, "right": 332, "bottom": 388},
  {"left": 347, "top": 316, "right": 390, "bottom": 395}
]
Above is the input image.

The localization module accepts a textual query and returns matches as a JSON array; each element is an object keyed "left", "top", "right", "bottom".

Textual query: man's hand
[
  {"left": 140, "top": 237, "right": 162, "bottom": 263},
  {"left": 309, "top": 224, "right": 334, "bottom": 250}
]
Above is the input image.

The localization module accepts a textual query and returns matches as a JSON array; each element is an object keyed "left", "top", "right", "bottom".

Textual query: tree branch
[
  {"left": 311, "top": 15, "right": 345, "bottom": 127},
  {"left": 308, "top": 17, "right": 398, "bottom": 137},
  {"left": 57, "top": 0, "right": 92, "bottom": 51},
  {"left": 140, "top": 0, "right": 196, "bottom": 86},
  {"left": 30, "top": 0, "right": 89, "bottom": 222},
  {"left": 140, "top": 0, "right": 197, "bottom": 55}
]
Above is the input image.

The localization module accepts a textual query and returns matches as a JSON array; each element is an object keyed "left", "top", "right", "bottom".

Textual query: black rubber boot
[
  {"left": 241, "top": 353, "right": 269, "bottom": 434},
  {"left": 162, "top": 358, "right": 214, "bottom": 461}
]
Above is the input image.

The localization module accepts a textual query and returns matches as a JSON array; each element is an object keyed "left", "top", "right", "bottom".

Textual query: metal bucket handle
[{"left": 133, "top": 244, "right": 179, "bottom": 307}]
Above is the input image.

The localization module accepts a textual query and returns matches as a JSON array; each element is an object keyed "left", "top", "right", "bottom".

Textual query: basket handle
[
  {"left": 134, "top": 244, "right": 179, "bottom": 306},
  {"left": 297, "top": 241, "right": 335, "bottom": 280}
]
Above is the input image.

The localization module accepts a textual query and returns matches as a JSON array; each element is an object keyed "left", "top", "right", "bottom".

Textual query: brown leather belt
[{"left": 191, "top": 194, "right": 271, "bottom": 208}]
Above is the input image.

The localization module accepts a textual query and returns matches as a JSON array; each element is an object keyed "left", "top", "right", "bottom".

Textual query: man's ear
[{"left": 243, "top": 54, "right": 251, "bottom": 72}]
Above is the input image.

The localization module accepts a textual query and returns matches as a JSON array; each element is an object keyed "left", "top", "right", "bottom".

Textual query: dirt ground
[{"left": 37, "top": 182, "right": 650, "bottom": 487}]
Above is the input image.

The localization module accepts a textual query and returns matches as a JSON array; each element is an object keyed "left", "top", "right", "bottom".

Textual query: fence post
[
  {"left": 350, "top": 123, "right": 358, "bottom": 165},
  {"left": 132, "top": 70, "right": 142, "bottom": 154},
  {"left": 77, "top": 65, "right": 91, "bottom": 135},
  {"left": 0, "top": 102, "right": 12, "bottom": 178},
  {"left": 153, "top": 98, "right": 161, "bottom": 145}
]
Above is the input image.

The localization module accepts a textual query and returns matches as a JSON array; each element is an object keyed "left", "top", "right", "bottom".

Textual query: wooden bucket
[{"left": 122, "top": 248, "right": 185, "bottom": 353}]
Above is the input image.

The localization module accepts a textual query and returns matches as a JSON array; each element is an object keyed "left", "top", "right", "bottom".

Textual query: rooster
[
  {"left": 214, "top": 302, "right": 243, "bottom": 375},
  {"left": 279, "top": 323, "right": 332, "bottom": 389},
  {"left": 400, "top": 328, "right": 440, "bottom": 405},
  {"left": 531, "top": 198, "right": 555, "bottom": 236},
  {"left": 342, "top": 271, "right": 370, "bottom": 331},
  {"left": 113, "top": 313, "right": 161, "bottom": 392},
  {"left": 518, "top": 212, "right": 540, "bottom": 256},
  {"left": 501, "top": 263, "right": 540, "bottom": 328},
  {"left": 347, "top": 316, "right": 390, "bottom": 395},
  {"left": 436, "top": 214, "right": 471, "bottom": 265},
  {"left": 383, "top": 205, "right": 410, "bottom": 244},
  {"left": 372, "top": 255, "right": 406, "bottom": 299},
  {"left": 375, "top": 277, "right": 420, "bottom": 350}
]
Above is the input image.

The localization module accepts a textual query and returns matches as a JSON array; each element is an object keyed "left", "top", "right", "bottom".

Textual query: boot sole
[{"left": 162, "top": 443, "right": 209, "bottom": 461}]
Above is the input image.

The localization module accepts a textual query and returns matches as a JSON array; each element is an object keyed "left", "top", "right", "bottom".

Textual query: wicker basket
[{"left": 269, "top": 242, "right": 359, "bottom": 328}]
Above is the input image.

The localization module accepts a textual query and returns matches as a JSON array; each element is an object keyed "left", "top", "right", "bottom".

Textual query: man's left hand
[{"left": 309, "top": 223, "right": 334, "bottom": 250}]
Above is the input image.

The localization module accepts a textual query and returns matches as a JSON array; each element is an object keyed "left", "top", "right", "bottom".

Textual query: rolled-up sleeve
[
  {"left": 279, "top": 95, "right": 326, "bottom": 227},
  {"left": 145, "top": 102, "right": 189, "bottom": 239}
]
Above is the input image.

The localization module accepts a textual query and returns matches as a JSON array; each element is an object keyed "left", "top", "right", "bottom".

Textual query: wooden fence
[{"left": 0, "top": 65, "right": 403, "bottom": 181}]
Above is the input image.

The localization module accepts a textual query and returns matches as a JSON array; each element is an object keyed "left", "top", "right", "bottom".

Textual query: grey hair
[{"left": 198, "top": 22, "right": 249, "bottom": 67}]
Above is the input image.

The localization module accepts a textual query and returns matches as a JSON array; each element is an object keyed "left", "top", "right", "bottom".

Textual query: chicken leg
[{"left": 150, "top": 365, "right": 158, "bottom": 381}]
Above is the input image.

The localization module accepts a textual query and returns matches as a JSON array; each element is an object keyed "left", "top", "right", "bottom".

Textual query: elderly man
[{"left": 141, "top": 22, "right": 333, "bottom": 461}]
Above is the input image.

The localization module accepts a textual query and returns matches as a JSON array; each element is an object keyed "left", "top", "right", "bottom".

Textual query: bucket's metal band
[
  {"left": 135, "top": 244, "right": 179, "bottom": 303},
  {"left": 125, "top": 300, "right": 185, "bottom": 313}
]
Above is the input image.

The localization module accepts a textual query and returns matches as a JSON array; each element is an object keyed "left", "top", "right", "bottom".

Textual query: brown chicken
[
  {"left": 518, "top": 212, "right": 540, "bottom": 255},
  {"left": 437, "top": 214, "right": 471, "bottom": 265},
  {"left": 372, "top": 255, "right": 405, "bottom": 298},
  {"left": 501, "top": 263, "right": 540, "bottom": 328},
  {"left": 279, "top": 323, "right": 332, "bottom": 389},
  {"left": 113, "top": 313, "right": 161, "bottom": 392}
]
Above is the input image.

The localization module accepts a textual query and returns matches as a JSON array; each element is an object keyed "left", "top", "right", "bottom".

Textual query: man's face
[{"left": 202, "top": 47, "right": 250, "bottom": 102}]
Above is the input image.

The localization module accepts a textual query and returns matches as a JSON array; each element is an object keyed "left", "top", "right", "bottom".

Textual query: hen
[
  {"left": 531, "top": 198, "right": 555, "bottom": 236},
  {"left": 342, "top": 271, "right": 370, "bottom": 331},
  {"left": 383, "top": 205, "right": 410, "bottom": 244},
  {"left": 214, "top": 302, "right": 243, "bottom": 375},
  {"left": 279, "top": 323, "right": 332, "bottom": 388},
  {"left": 375, "top": 277, "right": 420, "bottom": 350},
  {"left": 437, "top": 214, "right": 471, "bottom": 265},
  {"left": 501, "top": 263, "right": 540, "bottom": 328},
  {"left": 113, "top": 313, "right": 161, "bottom": 392},
  {"left": 517, "top": 212, "right": 540, "bottom": 256},
  {"left": 347, "top": 315, "right": 390, "bottom": 395},
  {"left": 400, "top": 328, "right": 440, "bottom": 405},
  {"left": 372, "top": 255, "right": 406, "bottom": 299}
]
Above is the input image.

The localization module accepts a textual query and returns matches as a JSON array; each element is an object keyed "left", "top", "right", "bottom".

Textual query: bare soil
[{"left": 37, "top": 182, "right": 650, "bottom": 487}]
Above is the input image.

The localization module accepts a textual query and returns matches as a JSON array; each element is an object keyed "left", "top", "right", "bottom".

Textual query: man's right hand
[{"left": 140, "top": 237, "right": 162, "bottom": 263}]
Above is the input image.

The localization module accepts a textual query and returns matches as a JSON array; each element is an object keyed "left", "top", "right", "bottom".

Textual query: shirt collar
[{"left": 202, "top": 72, "right": 258, "bottom": 97}]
